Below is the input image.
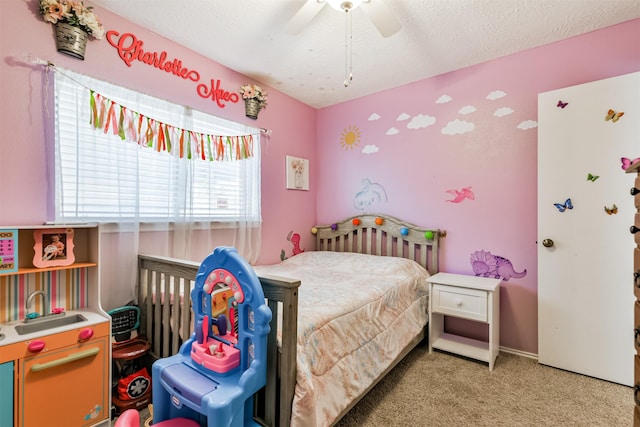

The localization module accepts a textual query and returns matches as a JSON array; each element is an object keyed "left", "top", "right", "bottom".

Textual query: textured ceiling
[{"left": 91, "top": 0, "right": 640, "bottom": 108}]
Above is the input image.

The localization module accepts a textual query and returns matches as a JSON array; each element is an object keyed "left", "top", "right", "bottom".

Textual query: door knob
[
  {"left": 631, "top": 187, "right": 640, "bottom": 196},
  {"left": 631, "top": 226, "right": 640, "bottom": 234},
  {"left": 542, "top": 239, "right": 554, "bottom": 248}
]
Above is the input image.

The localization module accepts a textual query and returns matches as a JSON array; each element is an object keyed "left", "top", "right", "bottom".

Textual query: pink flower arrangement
[
  {"left": 39, "top": 0, "right": 105, "bottom": 39},
  {"left": 239, "top": 84, "right": 268, "bottom": 109}
]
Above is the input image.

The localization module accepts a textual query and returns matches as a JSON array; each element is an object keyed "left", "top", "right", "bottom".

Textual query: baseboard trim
[{"left": 499, "top": 346, "right": 538, "bottom": 360}]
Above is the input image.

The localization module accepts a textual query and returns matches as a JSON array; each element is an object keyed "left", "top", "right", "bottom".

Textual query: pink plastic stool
[{"left": 114, "top": 409, "right": 199, "bottom": 427}]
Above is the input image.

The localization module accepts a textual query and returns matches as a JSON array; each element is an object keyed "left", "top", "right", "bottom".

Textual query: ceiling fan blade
[
  {"left": 284, "top": 0, "right": 327, "bottom": 35},
  {"left": 361, "top": 0, "right": 401, "bottom": 38}
]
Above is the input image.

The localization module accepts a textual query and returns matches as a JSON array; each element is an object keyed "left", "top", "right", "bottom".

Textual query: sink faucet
[{"left": 26, "top": 290, "right": 49, "bottom": 319}]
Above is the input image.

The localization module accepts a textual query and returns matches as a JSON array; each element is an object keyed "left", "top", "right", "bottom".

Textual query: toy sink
[{"left": 14, "top": 314, "right": 87, "bottom": 335}]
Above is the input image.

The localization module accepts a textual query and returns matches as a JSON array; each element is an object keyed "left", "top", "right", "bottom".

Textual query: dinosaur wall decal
[{"left": 469, "top": 250, "right": 527, "bottom": 281}]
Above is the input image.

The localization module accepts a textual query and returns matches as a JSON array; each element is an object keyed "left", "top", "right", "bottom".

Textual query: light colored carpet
[
  {"left": 124, "top": 341, "right": 633, "bottom": 426},
  {"left": 336, "top": 342, "right": 633, "bottom": 427}
]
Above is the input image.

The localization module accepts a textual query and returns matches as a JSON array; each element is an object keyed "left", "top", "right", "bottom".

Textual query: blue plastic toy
[{"left": 152, "top": 247, "right": 272, "bottom": 427}]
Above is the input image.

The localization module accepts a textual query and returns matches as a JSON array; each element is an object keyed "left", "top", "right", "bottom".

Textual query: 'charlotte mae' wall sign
[{"left": 106, "top": 30, "right": 239, "bottom": 109}]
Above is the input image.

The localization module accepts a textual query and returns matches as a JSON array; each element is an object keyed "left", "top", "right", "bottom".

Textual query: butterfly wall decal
[
  {"left": 586, "top": 173, "right": 599, "bottom": 182},
  {"left": 605, "top": 109, "right": 624, "bottom": 122},
  {"left": 554, "top": 198, "right": 573, "bottom": 212},
  {"left": 604, "top": 204, "right": 618, "bottom": 215},
  {"left": 557, "top": 100, "right": 568, "bottom": 109},
  {"left": 621, "top": 157, "right": 640, "bottom": 170}
]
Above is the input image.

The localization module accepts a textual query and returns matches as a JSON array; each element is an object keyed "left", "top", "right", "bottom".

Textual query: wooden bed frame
[{"left": 136, "top": 214, "right": 443, "bottom": 426}]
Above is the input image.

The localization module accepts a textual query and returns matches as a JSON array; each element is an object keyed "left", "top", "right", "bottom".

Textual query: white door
[{"left": 538, "top": 72, "right": 639, "bottom": 386}]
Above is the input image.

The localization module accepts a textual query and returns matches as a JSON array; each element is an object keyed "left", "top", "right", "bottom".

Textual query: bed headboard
[{"left": 313, "top": 214, "right": 444, "bottom": 275}]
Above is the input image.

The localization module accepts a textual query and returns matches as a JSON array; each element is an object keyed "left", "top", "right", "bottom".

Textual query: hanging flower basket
[
  {"left": 244, "top": 98, "right": 262, "bottom": 119},
  {"left": 55, "top": 22, "right": 88, "bottom": 60},
  {"left": 239, "top": 84, "right": 268, "bottom": 120},
  {"left": 39, "top": 0, "right": 105, "bottom": 60}
]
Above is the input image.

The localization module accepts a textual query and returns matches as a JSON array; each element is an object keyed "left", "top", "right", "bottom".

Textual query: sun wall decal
[{"left": 340, "top": 125, "right": 361, "bottom": 150}]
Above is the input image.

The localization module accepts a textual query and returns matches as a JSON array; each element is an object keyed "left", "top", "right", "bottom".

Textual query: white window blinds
[{"left": 53, "top": 68, "right": 261, "bottom": 223}]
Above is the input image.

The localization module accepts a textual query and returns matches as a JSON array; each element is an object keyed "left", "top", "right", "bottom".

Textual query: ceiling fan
[
  {"left": 285, "top": 0, "right": 401, "bottom": 87},
  {"left": 285, "top": 0, "right": 402, "bottom": 38}
]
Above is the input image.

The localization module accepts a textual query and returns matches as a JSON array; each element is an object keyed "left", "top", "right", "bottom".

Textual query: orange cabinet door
[{"left": 17, "top": 336, "right": 109, "bottom": 427}]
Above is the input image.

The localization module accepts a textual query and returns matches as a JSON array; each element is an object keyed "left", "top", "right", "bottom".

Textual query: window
[{"left": 53, "top": 68, "right": 260, "bottom": 223}]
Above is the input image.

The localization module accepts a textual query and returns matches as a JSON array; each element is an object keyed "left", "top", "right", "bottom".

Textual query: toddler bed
[{"left": 137, "top": 214, "right": 443, "bottom": 426}]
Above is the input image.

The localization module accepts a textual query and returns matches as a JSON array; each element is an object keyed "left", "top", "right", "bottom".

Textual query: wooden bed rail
[
  {"left": 256, "top": 274, "right": 300, "bottom": 427},
  {"left": 137, "top": 254, "right": 300, "bottom": 427}
]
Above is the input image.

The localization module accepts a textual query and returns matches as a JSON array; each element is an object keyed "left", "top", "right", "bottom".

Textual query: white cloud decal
[
  {"left": 436, "top": 95, "right": 452, "bottom": 104},
  {"left": 486, "top": 90, "right": 507, "bottom": 100},
  {"left": 386, "top": 127, "right": 400, "bottom": 135},
  {"left": 493, "top": 107, "right": 514, "bottom": 117},
  {"left": 407, "top": 114, "right": 436, "bottom": 129},
  {"left": 397, "top": 113, "right": 411, "bottom": 121},
  {"left": 362, "top": 145, "right": 379, "bottom": 154},
  {"left": 368, "top": 113, "right": 381, "bottom": 121},
  {"left": 442, "top": 119, "right": 475, "bottom": 135},
  {"left": 459, "top": 105, "right": 477, "bottom": 115},
  {"left": 517, "top": 120, "right": 538, "bottom": 130}
]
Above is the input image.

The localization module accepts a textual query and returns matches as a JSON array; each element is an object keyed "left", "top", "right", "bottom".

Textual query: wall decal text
[{"left": 106, "top": 30, "right": 239, "bottom": 109}]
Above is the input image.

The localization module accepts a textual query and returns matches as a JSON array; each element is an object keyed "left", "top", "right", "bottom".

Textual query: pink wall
[
  {"left": 0, "top": 0, "right": 317, "bottom": 267},
  {"left": 2, "top": 0, "right": 639, "bottom": 354},
  {"left": 316, "top": 18, "right": 640, "bottom": 354}
]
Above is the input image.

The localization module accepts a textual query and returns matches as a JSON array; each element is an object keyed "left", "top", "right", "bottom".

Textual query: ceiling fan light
[{"left": 324, "top": 0, "right": 363, "bottom": 12}]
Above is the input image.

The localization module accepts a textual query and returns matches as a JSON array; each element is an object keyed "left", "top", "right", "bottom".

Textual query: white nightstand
[{"left": 427, "top": 272, "right": 501, "bottom": 370}]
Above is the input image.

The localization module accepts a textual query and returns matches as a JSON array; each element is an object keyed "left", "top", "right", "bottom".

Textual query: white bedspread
[{"left": 252, "top": 251, "right": 430, "bottom": 427}]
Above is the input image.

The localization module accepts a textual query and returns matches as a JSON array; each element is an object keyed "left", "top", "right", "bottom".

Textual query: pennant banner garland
[{"left": 89, "top": 90, "right": 254, "bottom": 162}]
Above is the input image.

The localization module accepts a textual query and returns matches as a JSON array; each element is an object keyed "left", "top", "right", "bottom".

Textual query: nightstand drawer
[{"left": 431, "top": 284, "right": 488, "bottom": 322}]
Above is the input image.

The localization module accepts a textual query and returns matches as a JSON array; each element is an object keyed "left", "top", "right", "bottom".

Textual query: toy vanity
[{"left": 152, "top": 247, "right": 272, "bottom": 427}]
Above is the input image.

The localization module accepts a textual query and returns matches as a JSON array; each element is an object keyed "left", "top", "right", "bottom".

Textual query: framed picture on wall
[
  {"left": 286, "top": 155, "right": 309, "bottom": 191},
  {"left": 33, "top": 228, "right": 75, "bottom": 268}
]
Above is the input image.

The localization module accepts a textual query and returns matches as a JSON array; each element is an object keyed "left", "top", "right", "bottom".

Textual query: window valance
[{"left": 89, "top": 90, "right": 254, "bottom": 161}]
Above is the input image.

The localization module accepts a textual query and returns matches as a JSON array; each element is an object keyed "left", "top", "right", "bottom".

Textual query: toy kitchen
[{"left": 0, "top": 225, "right": 110, "bottom": 427}]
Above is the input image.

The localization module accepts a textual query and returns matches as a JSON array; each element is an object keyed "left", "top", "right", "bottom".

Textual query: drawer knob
[
  {"left": 78, "top": 328, "right": 94, "bottom": 341},
  {"left": 631, "top": 187, "right": 640, "bottom": 196},
  {"left": 635, "top": 271, "right": 640, "bottom": 288},
  {"left": 542, "top": 239, "right": 554, "bottom": 248},
  {"left": 635, "top": 384, "right": 640, "bottom": 406},
  {"left": 28, "top": 340, "right": 46, "bottom": 353},
  {"left": 631, "top": 226, "right": 640, "bottom": 234},
  {"left": 635, "top": 328, "right": 640, "bottom": 346},
  {"left": 455, "top": 298, "right": 463, "bottom": 307}
]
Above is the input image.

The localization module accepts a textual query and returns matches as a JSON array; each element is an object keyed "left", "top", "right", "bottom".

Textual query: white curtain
[{"left": 53, "top": 68, "right": 261, "bottom": 311}]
